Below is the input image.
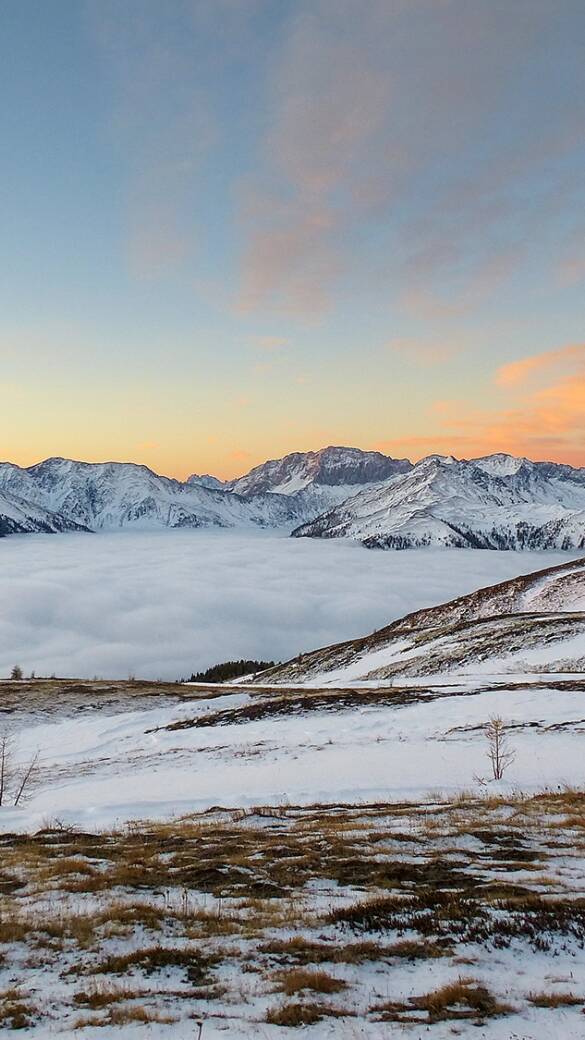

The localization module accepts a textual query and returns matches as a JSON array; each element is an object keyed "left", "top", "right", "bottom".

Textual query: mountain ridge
[
  {"left": 292, "top": 453, "right": 585, "bottom": 551},
  {"left": 0, "top": 446, "right": 407, "bottom": 536},
  {"left": 2, "top": 447, "right": 585, "bottom": 547}
]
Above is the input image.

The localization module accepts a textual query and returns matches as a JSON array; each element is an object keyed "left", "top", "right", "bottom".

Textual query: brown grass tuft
[
  {"left": 527, "top": 991, "right": 584, "bottom": 1008},
  {"left": 275, "top": 968, "right": 348, "bottom": 996},
  {"left": 265, "top": 1002, "right": 352, "bottom": 1026}
]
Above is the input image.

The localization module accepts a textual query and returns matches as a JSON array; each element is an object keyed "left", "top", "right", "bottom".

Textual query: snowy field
[
  {"left": 0, "top": 530, "right": 575, "bottom": 680},
  {"left": 1, "top": 677, "right": 583, "bottom": 834}
]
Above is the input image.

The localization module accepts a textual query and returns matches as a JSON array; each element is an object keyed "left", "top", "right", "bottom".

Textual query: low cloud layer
[{"left": 0, "top": 531, "right": 572, "bottom": 681}]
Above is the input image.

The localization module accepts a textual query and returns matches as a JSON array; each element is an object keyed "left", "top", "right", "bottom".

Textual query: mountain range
[
  {"left": 1, "top": 446, "right": 585, "bottom": 550},
  {"left": 293, "top": 453, "right": 585, "bottom": 550},
  {"left": 0, "top": 447, "right": 398, "bottom": 536}
]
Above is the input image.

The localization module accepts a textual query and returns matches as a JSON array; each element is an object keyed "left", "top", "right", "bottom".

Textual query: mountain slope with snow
[
  {"left": 261, "top": 555, "right": 585, "bottom": 685},
  {"left": 0, "top": 487, "right": 88, "bottom": 536},
  {"left": 3, "top": 448, "right": 585, "bottom": 545},
  {"left": 0, "top": 448, "right": 412, "bottom": 536},
  {"left": 228, "top": 445, "right": 412, "bottom": 496},
  {"left": 293, "top": 454, "right": 585, "bottom": 550},
  {"left": 228, "top": 445, "right": 412, "bottom": 516},
  {"left": 0, "top": 457, "right": 304, "bottom": 532}
]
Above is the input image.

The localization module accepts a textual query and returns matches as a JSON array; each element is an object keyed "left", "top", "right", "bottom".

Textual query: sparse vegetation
[
  {"left": 0, "top": 987, "right": 35, "bottom": 1030},
  {"left": 374, "top": 976, "right": 513, "bottom": 1023},
  {"left": 275, "top": 968, "right": 347, "bottom": 996},
  {"left": 0, "top": 730, "right": 40, "bottom": 806},
  {"left": 1, "top": 792, "right": 585, "bottom": 1033},
  {"left": 527, "top": 990, "right": 584, "bottom": 1008},
  {"left": 265, "top": 1001, "right": 350, "bottom": 1026}
]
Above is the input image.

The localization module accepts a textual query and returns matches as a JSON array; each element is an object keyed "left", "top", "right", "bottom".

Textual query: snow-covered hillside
[
  {"left": 293, "top": 453, "right": 585, "bottom": 550},
  {"left": 263, "top": 556, "right": 585, "bottom": 685},
  {"left": 0, "top": 488, "right": 87, "bottom": 536}
]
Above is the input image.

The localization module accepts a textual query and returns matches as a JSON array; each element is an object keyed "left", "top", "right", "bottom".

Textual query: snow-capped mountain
[
  {"left": 0, "top": 458, "right": 300, "bottom": 533},
  {"left": 261, "top": 555, "right": 585, "bottom": 685},
  {"left": 186, "top": 473, "right": 227, "bottom": 491},
  {"left": 293, "top": 454, "right": 585, "bottom": 550},
  {"left": 228, "top": 445, "right": 411, "bottom": 496},
  {"left": 227, "top": 445, "right": 412, "bottom": 519},
  {"left": 3, "top": 449, "right": 585, "bottom": 546}
]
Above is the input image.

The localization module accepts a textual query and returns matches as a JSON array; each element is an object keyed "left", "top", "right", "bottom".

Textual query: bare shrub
[
  {"left": 485, "top": 716, "right": 515, "bottom": 781},
  {"left": 0, "top": 730, "right": 40, "bottom": 807}
]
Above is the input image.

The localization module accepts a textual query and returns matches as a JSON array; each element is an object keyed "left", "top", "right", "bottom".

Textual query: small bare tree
[
  {"left": 0, "top": 731, "right": 13, "bottom": 806},
  {"left": 0, "top": 729, "right": 39, "bottom": 807},
  {"left": 13, "top": 751, "right": 40, "bottom": 807},
  {"left": 485, "top": 716, "right": 515, "bottom": 780},
  {"left": 10, "top": 664, "right": 23, "bottom": 680}
]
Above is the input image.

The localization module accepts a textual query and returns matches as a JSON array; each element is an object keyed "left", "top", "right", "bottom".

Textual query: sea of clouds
[{"left": 0, "top": 530, "right": 574, "bottom": 681}]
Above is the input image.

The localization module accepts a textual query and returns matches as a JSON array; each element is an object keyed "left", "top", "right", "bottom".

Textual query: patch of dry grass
[
  {"left": 0, "top": 987, "right": 36, "bottom": 1030},
  {"left": 527, "top": 990, "right": 584, "bottom": 1008},
  {"left": 275, "top": 968, "right": 347, "bottom": 996},
  {"left": 72, "top": 1005, "right": 178, "bottom": 1029},
  {"left": 265, "top": 1001, "right": 352, "bottom": 1026},
  {"left": 86, "top": 944, "right": 217, "bottom": 986},
  {"left": 374, "top": 977, "right": 513, "bottom": 1024},
  {"left": 73, "top": 982, "right": 144, "bottom": 1009}
]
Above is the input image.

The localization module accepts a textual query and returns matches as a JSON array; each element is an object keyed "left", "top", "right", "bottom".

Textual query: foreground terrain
[
  {"left": 1, "top": 554, "right": 584, "bottom": 1035},
  {"left": 1, "top": 792, "right": 585, "bottom": 1037}
]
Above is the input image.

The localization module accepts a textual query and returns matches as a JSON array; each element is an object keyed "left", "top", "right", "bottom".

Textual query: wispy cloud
[
  {"left": 237, "top": 0, "right": 585, "bottom": 318},
  {"left": 496, "top": 344, "right": 585, "bottom": 388},
  {"left": 89, "top": 0, "right": 254, "bottom": 279},
  {"left": 252, "top": 336, "right": 289, "bottom": 351}
]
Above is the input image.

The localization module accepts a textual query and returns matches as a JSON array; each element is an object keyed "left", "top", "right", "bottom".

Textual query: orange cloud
[
  {"left": 238, "top": 199, "right": 340, "bottom": 315},
  {"left": 496, "top": 343, "right": 585, "bottom": 387},
  {"left": 378, "top": 344, "right": 585, "bottom": 466}
]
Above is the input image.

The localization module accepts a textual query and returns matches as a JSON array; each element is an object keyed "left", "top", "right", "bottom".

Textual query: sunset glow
[{"left": 1, "top": 1, "right": 584, "bottom": 477}]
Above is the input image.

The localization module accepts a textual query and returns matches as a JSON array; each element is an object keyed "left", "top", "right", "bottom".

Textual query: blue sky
[{"left": 1, "top": 0, "right": 584, "bottom": 476}]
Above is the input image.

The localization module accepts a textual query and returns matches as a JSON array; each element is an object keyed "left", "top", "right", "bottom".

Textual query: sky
[{"left": 1, "top": 0, "right": 584, "bottom": 479}]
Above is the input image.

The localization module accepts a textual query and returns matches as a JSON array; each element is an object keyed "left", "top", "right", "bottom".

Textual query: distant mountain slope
[
  {"left": 0, "top": 447, "right": 411, "bottom": 537},
  {"left": 0, "top": 488, "right": 88, "bottom": 536},
  {"left": 3, "top": 448, "right": 585, "bottom": 545},
  {"left": 0, "top": 458, "right": 300, "bottom": 533},
  {"left": 292, "top": 454, "right": 585, "bottom": 550},
  {"left": 186, "top": 473, "right": 227, "bottom": 491},
  {"left": 261, "top": 556, "right": 585, "bottom": 685}
]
